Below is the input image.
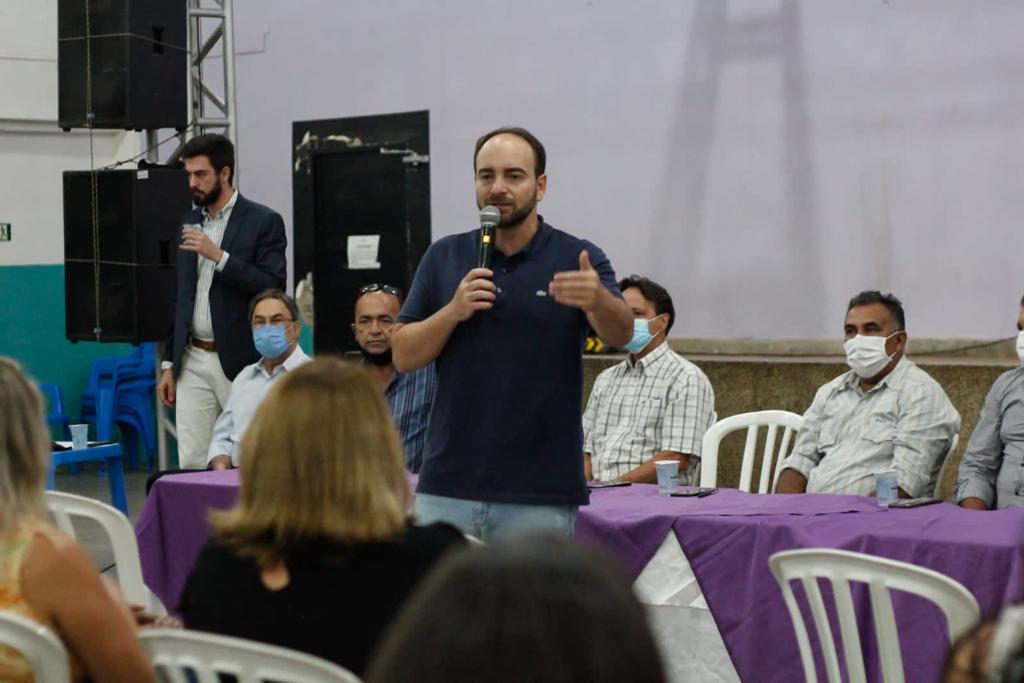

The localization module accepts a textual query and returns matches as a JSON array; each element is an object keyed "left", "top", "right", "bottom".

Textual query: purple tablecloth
[
  {"left": 577, "top": 485, "right": 1024, "bottom": 683},
  {"left": 136, "top": 470, "right": 241, "bottom": 612},
  {"left": 137, "top": 474, "right": 1024, "bottom": 682}
]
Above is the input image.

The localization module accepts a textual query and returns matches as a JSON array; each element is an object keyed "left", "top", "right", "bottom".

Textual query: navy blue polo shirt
[{"left": 399, "top": 219, "right": 621, "bottom": 506}]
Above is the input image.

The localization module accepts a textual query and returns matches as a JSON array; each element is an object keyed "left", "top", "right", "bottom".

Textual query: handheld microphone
[{"left": 478, "top": 205, "right": 500, "bottom": 269}]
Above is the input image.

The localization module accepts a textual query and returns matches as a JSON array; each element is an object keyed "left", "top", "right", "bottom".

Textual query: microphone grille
[{"left": 479, "top": 205, "right": 501, "bottom": 228}]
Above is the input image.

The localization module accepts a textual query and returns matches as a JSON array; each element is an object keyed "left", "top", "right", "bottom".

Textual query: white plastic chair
[
  {"left": 138, "top": 629, "right": 362, "bottom": 683},
  {"left": 44, "top": 490, "right": 165, "bottom": 615},
  {"left": 699, "top": 410, "right": 804, "bottom": 492},
  {"left": 768, "top": 548, "right": 980, "bottom": 683},
  {"left": 933, "top": 433, "right": 960, "bottom": 499},
  {"left": 0, "top": 610, "right": 71, "bottom": 683}
]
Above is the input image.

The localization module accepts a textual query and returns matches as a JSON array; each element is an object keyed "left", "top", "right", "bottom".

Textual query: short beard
[
  {"left": 359, "top": 346, "right": 393, "bottom": 367},
  {"left": 193, "top": 182, "right": 222, "bottom": 207},
  {"left": 497, "top": 200, "right": 535, "bottom": 229}
]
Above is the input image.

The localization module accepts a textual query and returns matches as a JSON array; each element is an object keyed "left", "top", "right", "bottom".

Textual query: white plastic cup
[
  {"left": 875, "top": 471, "right": 899, "bottom": 506},
  {"left": 70, "top": 423, "right": 88, "bottom": 450},
  {"left": 655, "top": 460, "right": 680, "bottom": 495}
]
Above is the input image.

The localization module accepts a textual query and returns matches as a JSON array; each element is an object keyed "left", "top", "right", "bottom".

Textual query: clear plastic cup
[
  {"left": 875, "top": 471, "right": 899, "bottom": 506},
  {"left": 70, "top": 423, "right": 89, "bottom": 450},
  {"left": 655, "top": 460, "right": 680, "bottom": 495}
]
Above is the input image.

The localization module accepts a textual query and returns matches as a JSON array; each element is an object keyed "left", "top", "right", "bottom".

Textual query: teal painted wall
[
  {"left": 0, "top": 264, "right": 135, "bottom": 421},
  {"left": 0, "top": 264, "right": 170, "bottom": 466},
  {"left": 0, "top": 264, "right": 311, "bottom": 465}
]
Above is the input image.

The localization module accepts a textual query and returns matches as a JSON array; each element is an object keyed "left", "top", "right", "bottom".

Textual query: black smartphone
[
  {"left": 888, "top": 497, "right": 941, "bottom": 508},
  {"left": 670, "top": 487, "right": 718, "bottom": 498},
  {"left": 588, "top": 480, "right": 632, "bottom": 489}
]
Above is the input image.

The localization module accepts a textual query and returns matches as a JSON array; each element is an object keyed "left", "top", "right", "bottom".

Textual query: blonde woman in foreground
[
  {"left": 178, "top": 358, "right": 464, "bottom": 676},
  {"left": 0, "top": 358, "right": 154, "bottom": 683}
]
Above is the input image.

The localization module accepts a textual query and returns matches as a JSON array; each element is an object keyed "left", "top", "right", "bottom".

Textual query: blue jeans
[{"left": 414, "top": 493, "right": 577, "bottom": 541}]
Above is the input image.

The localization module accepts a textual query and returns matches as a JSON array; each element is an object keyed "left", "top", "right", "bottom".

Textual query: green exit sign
[{"left": 0, "top": 223, "right": 10, "bottom": 241}]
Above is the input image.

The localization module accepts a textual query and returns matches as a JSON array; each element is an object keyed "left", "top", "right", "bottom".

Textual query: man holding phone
[{"left": 158, "top": 134, "right": 287, "bottom": 469}]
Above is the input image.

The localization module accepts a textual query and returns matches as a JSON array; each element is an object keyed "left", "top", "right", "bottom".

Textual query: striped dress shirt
[
  {"left": 385, "top": 363, "right": 438, "bottom": 473},
  {"left": 583, "top": 343, "right": 716, "bottom": 484},
  {"left": 190, "top": 190, "right": 237, "bottom": 340},
  {"left": 782, "top": 357, "right": 960, "bottom": 497}
]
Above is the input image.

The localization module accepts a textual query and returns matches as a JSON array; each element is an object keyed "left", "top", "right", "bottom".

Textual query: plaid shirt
[
  {"left": 782, "top": 357, "right": 960, "bottom": 497},
  {"left": 385, "top": 363, "right": 437, "bottom": 473},
  {"left": 583, "top": 343, "right": 716, "bottom": 484}
]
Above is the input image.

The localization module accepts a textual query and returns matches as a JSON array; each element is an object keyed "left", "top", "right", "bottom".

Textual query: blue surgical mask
[
  {"left": 253, "top": 325, "right": 291, "bottom": 359},
  {"left": 624, "top": 316, "right": 664, "bottom": 354}
]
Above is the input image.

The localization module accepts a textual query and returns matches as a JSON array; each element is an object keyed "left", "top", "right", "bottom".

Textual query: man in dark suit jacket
[{"left": 157, "top": 134, "right": 287, "bottom": 468}]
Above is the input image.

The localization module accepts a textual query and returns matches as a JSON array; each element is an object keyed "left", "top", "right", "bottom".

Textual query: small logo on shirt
[{"left": 535, "top": 290, "right": 548, "bottom": 297}]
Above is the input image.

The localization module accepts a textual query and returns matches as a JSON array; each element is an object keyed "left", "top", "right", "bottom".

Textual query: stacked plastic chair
[
  {"left": 79, "top": 343, "right": 158, "bottom": 470},
  {"left": 37, "top": 383, "right": 72, "bottom": 439}
]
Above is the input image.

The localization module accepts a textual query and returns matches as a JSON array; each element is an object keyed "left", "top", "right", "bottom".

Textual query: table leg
[{"left": 106, "top": 455, "right": 128, "bottom": 515}]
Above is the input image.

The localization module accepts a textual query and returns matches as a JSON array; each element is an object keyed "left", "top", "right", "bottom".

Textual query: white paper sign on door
[{"left": 347, "top": 234, "right": 381, "bottom": 269}]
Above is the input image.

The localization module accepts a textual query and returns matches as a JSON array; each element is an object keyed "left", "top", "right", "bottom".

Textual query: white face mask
[
  {"left": 1016, "top": 331, "right": 1024, "bottom": 365},
  {"left": 843, "top": 332, "right": 900, "bottom": 379}
]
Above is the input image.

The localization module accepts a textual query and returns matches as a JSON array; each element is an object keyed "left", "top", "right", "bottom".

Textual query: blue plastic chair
[
  {"left": 44, "top": 384, "right": 127, "bottom": 514},
  {"left": 79, "top": 344, "right": 158, "bottom": 470},
  {"left": 37, "top": 383, "right": 72, "bottom": 439},
  {"left": 47, "top": 441, "right": 127, "bottom": 515}
]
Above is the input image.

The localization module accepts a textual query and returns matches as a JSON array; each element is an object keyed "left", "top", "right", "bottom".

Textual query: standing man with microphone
[{"left": 392, "top": 126, "right": 633, "bottom": 540}]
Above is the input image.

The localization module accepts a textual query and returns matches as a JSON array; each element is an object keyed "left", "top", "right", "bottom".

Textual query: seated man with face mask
[
  {"left": 583, "top": 276, "right": 715, "bottom": 485},
  {"left": 208, "top": 290, "right": 311, "bottom": 470},
  {"left": 776, "top": 291, "right": 960, "bottom": 497},
  {"left": 956, "top": 294, "right": 1024, "bottom": 510}
]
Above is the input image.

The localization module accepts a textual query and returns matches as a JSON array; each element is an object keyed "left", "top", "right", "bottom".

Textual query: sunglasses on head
[{"left": 358, "top": 283, "right": 403, "bottom": 298}]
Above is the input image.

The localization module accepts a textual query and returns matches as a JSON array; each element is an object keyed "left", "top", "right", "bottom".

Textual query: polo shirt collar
[{"left": 496, "top": 217, "right": 552, "bottom": 262}]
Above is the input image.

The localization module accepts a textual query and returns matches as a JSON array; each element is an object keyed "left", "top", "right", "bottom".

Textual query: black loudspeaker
[
  {"left": 64, "top": 168, "right": 192, "bottom": 343},
  {"left": 58, "top": 0, "right": 188, "bottom": 130}
]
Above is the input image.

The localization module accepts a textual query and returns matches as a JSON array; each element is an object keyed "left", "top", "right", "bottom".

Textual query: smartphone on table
[
  {"left": 670, "top": 487, "right": 718, "bottom": 498},
  {"left": 888, "top": 497, "right": 941, "bottom": 508}
]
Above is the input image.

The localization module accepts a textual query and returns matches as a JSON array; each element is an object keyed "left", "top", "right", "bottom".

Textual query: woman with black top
[{"left": 177, "top": 358, "right": 464, "bottom": 676}]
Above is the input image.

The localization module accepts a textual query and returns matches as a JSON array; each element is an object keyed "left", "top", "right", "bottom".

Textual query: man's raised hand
[{"left": 549, "top": 250, "right": 601, "bottom": 311}]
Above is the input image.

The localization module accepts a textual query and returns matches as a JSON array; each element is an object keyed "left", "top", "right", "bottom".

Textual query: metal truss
[
  {"left": 155, "top": 0, "right": 238, "bottom": 470},
  {"left": 188, "top": 0, "right": 237, "bottom": 146}
]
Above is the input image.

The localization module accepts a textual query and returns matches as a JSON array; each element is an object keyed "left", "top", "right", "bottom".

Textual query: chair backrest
[
  {"left": 138, "top": 629, "right": 363, "bottom": 683},
  {"left": 37, "top": 382, "right": 70, "bottom": 432},
  {"left": 0, "top": 610, "right": 72, "bottom": 683},
  {"left": 933, "top": 433, "right": 960, "bottom": 499},
  {"left": 768, "top": 548, "right": 980, "bottom": 683},
  {"left": 44, "top": 491, "right": 164, "bottom": 615},
  {"left": 699, "top": 410, "right": 804, "bottom": 492}
]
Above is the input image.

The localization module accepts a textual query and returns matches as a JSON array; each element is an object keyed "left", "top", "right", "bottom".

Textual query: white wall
[
  {"left": 3, "top": 2, "right": 1023, "bottom": 336},
  {"left": 224, "top": 0, "right": 1024, "bottom": 339},
  {"left": 0, "top": 1, "right": 136, "bottom": 266}
]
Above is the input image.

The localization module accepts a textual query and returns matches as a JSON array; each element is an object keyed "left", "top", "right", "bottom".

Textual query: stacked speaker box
[
  {"left": 58, "top": 0, "right": 188, "bottom": 130},
  {"left": 64, "top": 168, "right": 192, "bottom": 343}
]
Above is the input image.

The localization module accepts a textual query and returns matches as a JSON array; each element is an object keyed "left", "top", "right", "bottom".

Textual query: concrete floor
[{"left": 51, "top": 466, "right": 153, "bottom": 579}]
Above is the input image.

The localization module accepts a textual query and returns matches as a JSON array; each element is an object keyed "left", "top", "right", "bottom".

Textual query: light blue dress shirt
[{"left": 207, "top": 345, "right": 311, "bottom": 466}]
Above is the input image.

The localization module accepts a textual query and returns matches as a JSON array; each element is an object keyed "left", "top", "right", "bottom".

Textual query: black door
[{"left": 311, "top": 146, "right": 430, "bottom": 353}]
